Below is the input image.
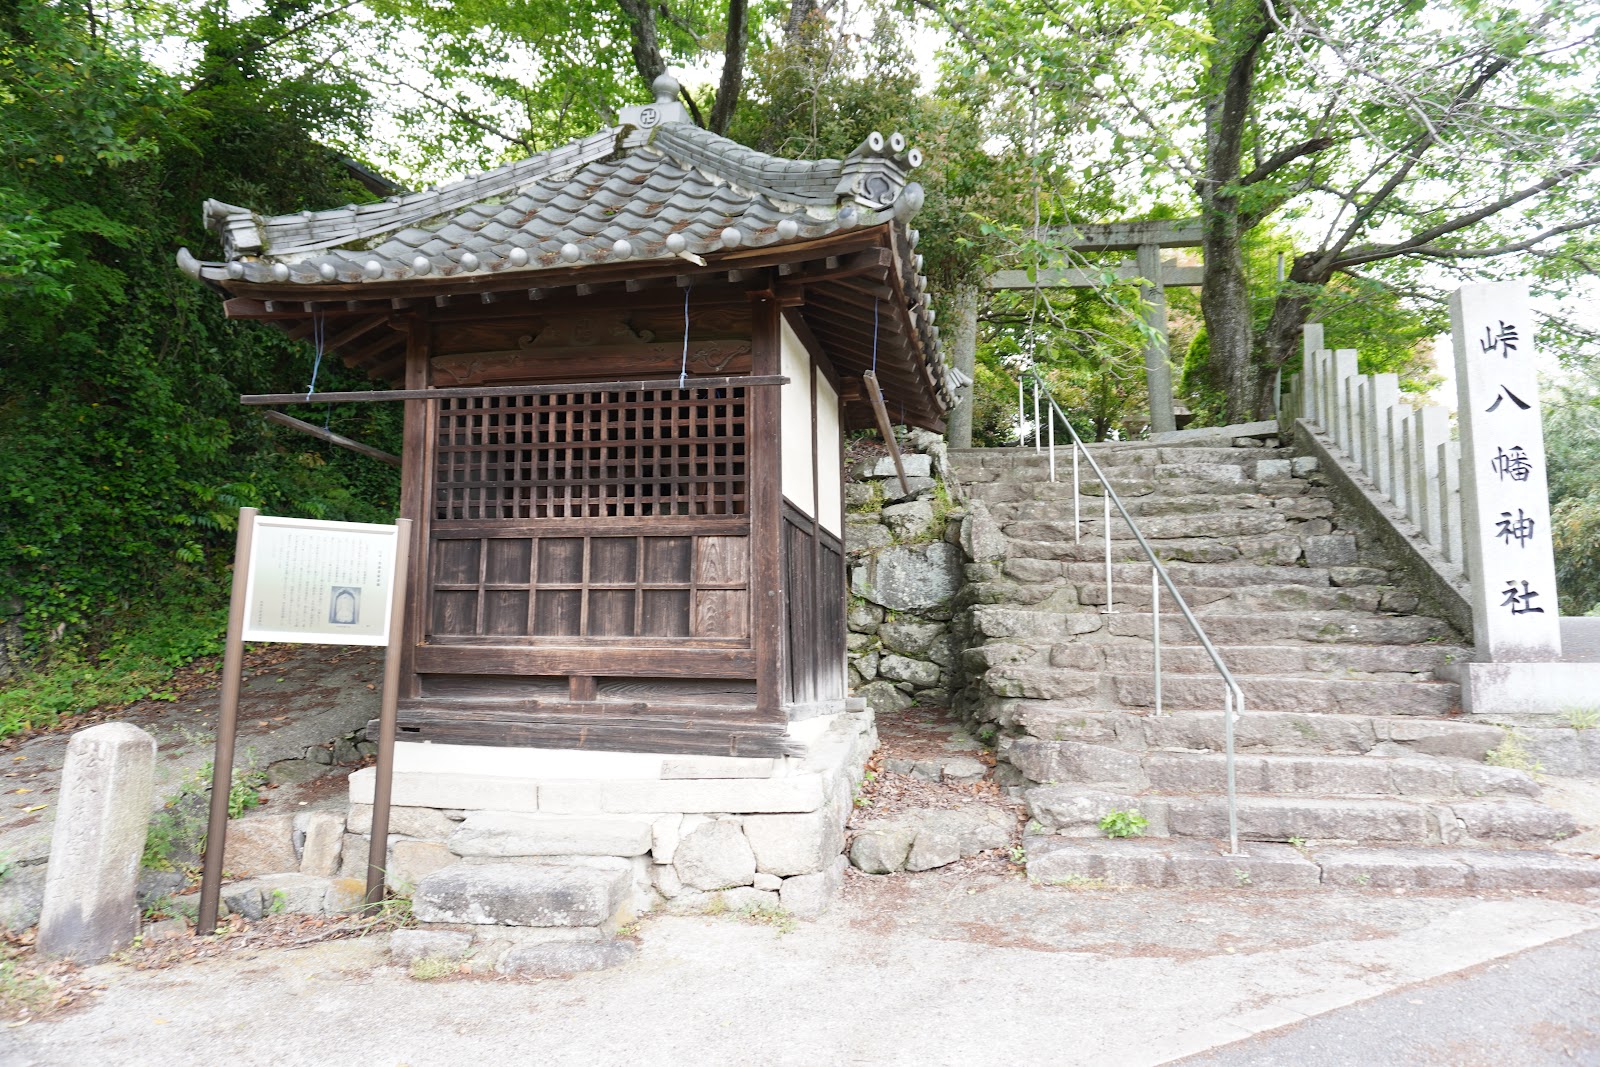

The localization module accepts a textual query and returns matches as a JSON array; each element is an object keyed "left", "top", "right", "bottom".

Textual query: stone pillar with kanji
[{"left": 1450, "top": 281, "right": 1561, "bottom": 661}]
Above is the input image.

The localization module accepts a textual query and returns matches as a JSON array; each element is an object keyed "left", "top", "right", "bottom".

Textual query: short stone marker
[{"left": 37, "top": 723, "right": 157, "bottom": 961}]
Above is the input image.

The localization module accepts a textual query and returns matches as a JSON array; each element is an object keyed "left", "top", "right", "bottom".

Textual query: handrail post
[
  {"left": 1102, "top": 482, "right": 1113, "bottom": 613},
  {"left": 1047, "top": 402, "right": 1056, "bottom": 482},
  {"left": 1032, "top": 378, "right": 1041, "bottom": 453},
  {"left": 1072, "top": 449, "right": 1080, "bottom": 544},
  {"left": 1151, "top": 565, "right": 1161, "bottom": 716},
  {"left": 1225, "top": 687, "right": 1239, "bottom": 856}
]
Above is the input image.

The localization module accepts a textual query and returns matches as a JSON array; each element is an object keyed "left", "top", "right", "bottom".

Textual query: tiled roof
[{"left": 178, "top": 76, "right": 950, "bottom": 412}]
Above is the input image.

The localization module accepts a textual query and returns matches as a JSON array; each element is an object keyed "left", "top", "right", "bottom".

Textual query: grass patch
[
  {"left": 1560, "top": 707, "right": 1600, "bottom": 731},
  {"left": 409, "top": 954, "right": 463, "bottom": 981},
  {"left": 0, "top": 589, "right": 227, "bottom": 740},
  {"left": 1046, "top": 874, "right": 1111, "bottom": 890},
  {"left": 1484, "top": 730, "right": 1545, "bottom": 778},
  {"left": 143, "top": 762, "right": 269, "bottom": 872},
  {"left": 0, "top": 948, "right": 60, "bottom": 1018},
  {"left": 739, "top": 904, "right": 798, "bottom": 935}
]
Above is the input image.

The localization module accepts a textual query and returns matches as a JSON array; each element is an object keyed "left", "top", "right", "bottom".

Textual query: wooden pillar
[
  {"left": 750, "top": 296, "right": 784, "bottom": 720},
  {"left": 1136, "top": 243, "right": 1175, "bottom": 434},
  {"left": 397, "top": 313, "right": 431, "bottom": 699}
]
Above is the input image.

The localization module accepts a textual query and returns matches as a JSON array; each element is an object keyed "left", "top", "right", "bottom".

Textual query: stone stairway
[{"left": 949, "top": 437, "right": 1600, "bottom": 889}]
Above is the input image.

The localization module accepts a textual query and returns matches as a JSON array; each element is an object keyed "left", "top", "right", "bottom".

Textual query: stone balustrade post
[
  {"left": 1368, "top": 374, "right": 1400, "bottom": 496},
  {"left": 1439, "top": 440, "right": 1464, "bottom": 564},
  {"left": 1413, "top": 405, "right": 1449, "bottom": 548}
]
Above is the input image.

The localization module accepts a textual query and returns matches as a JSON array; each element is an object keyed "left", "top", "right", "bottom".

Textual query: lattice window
[{"left": 433, "top": 386, "right": 748, "bottom": 520}]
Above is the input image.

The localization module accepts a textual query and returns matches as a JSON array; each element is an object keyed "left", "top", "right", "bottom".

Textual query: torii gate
[{"left": 986, "top": 219, "right": 1203, "bottom": 434}]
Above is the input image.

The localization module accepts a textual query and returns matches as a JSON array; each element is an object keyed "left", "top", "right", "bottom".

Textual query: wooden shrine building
[{"left": 179, "top": 75, "right": 954, "bottom": 759}]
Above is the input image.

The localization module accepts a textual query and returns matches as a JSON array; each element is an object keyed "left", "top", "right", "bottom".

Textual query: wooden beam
[
  {"left": 260, "top": 410, "right": 402, "bottom": 467},
  {"left": 861, "top": 370, "right": 909, "bottom": 495},
  {"left": 241, "top": 374, "right": 790, "bottom": 405}
]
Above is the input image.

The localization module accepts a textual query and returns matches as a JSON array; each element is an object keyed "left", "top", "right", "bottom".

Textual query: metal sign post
[{"left": 197, "top": 510, "right": 409, "bottom": 934}]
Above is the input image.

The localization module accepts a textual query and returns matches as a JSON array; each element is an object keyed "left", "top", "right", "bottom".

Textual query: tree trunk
[
  {"left": 944, "top": 284, "right": 980, "bottom": 448},
  {"left": 1196, "top": 0, "right": 1272, "bottom": 425},
  {"left": 708, "top": 0, "right": 750, "bottom": 135},
  {"left": 616, "top": 0, "right": 666, "bottom": 89},
  {"left": 1252, "top": 258, "right": 1327, "bottom": 417}
]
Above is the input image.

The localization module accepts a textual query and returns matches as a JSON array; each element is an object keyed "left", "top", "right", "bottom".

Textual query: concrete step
[
  {"left": 1022, "top": 836, "right": 1600, "bottom": 889},
  {"left": 993, "top": 706, "right": 1505, "bottom": 760},
  {"left": 985, "top": 666, "right": 1459, "bottom": 715}
]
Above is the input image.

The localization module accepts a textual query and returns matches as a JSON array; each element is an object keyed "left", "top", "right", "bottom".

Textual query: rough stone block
[
  {"left": 851, "top": 542, "right": 964, "bottom": 612},
  {"left": 1452, "top": 799, "right": 1576, "bottom": 842},
  {"left": 1384, "top": 720, "right": 1504, "bottom": 760},
  {"left": 1452, "top": 763, "right": 1539, "bottom": 798},
  {"left": 413, "top": 863, "right": 629, "bottom": 927},
  {"left": 1255, "top": 459, "right": 1292, "bottom": 480},
  {"left": 1167, "top": 797, "right": 1430, "bottom": 843},
  {"left": 717, "top": 886, "right": 779, "bottom": 912},
  {"left": 295, "top": 810, "right": 346, "bottom": 876},
  {"left": 390, "top": 928, "right": 473, "bottom": 965},
  {"left": 849, "top": 826, "right": 916, "bottom": 874},
  {"left": 1291, "top": 457, "right": 1320, "bottom": 476},
  {"left": 1316, "top": 848, "right": 1469, "bottom": 888},
  {"left": 878, "top": 621, "right": 947, "bottom": 658},
  {"left": 905, "top": 832, "right": 961, "bottom": 872},
  {"left": 752, "top": 872, "right": 782, "bottom": 892},
  {"left": 1024, "top": 836, "right": 1169, "bottom": 886},
  {"left": 0, "top": 866, "right": 47, "bottom": 933},
  {"left": 223, "top": 812, "right": 300, "bottom": 877},
  {"left": 449, "top": 813, "right": 653, "bottom": 857},
  {"left": 941, "top": 757, "right": 987, "bottom": 785},
  {"left": 1004, "top": 739, "right": 1144, "bottom": 787},
  {"left": 650, "top": 814, "right": 682, "bottom": 864},
  {"left": 38, "top": 723, "right": 156, "bottom": 962},
  {"left": 742, "top": 809, "right": 839, "bottom": 877},
  {"left": 860, "top": 454, "right": 932, "bottom": 479},
  {"left": 386, "top": 840, "right": 456, "bottom": 892},
  {"left": 910, "top": 808, "right": 1013, "bottom": 855},
  {"left": 224, "top": 873, "right": 334, "bottom": 919},
  {"left": 497, "top": 939, "right": 637, "bottom": 977},
  {"left": 844, "top": 522, "right": 893, "bottom": 552},
  {"left": 856, "top": 680, "right": 914, "bottom": 713},
  {"left": 882, "top": 500, "right": 936, "bottom": 541},
  {"left": 1026, "top": 786, "right": 1141, "bottom": 835},
  {"left": 538, "top": 775, "right": 826, "bottom": 815},
  {"left": 780, "top": 856, "right": 847, "bottom": 919},
  {"left": 672, "top": 820, "right": 756, "bottom": 890},
  {"left": 346, "top": 804, "right": 458, "bottom": 839},
  {"left": 1303, "top": 534, "right": 1359, "bottom": 567},
  {"left": 877, "top": 654, "right": 941, "bottom": 687},
  {"left": 324, "top": 877, "right": 367, "bottom": 914}
]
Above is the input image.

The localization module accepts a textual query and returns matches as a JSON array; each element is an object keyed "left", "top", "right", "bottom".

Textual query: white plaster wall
[
  {"left": 816, "top": 373, "right": 843, "bottom": 536},
  {"left": 779, "top": 318, "right": 815, "bottom": 517}
]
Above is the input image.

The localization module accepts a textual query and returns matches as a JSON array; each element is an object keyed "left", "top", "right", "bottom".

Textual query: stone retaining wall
[{"left": 844, "top": 429, "right": 970, "bottom": 713}]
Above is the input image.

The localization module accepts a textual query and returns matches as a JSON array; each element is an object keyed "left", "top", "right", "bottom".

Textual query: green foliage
[
  {"left": 142, "top": 762, "right": 268, "bottom": 871},
  {"left": 1098, "top": 809, "right": 1148, "bottom": 839},
  {"left": 1545, "top": 378, "right": 1600, "bottom": 616},
  {"left": 1484, "top": 731, "right": 1543, "bottom": 778},
  {"left": 0, "top": 2, "right": 400, "bottom": 679}
]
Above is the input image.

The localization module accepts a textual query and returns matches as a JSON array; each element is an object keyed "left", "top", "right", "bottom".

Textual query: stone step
[
  {"left": 1054, "top": 643, "right": 1466, "bottom": 678},
  {"left": 1161, "top": 795, "right": 1575, "bottom": 846},
  {"left": 1005, "top": 512, "right": 1296, "bottom": 543},
  {"left": 1023, "top": 785, "right": 1574, "bottom": 846},
  {"left": 1141, "top": 753, "right": 1536, "bottom": 798},
  {"left": 1022, "top": 836, "right": 1600, "bottom": 890},
  {"left": 995, "top": 706, "right": 1505, "bottom": 760},
  {"left": 950, "top": 446, "right": 1296, "bottom": 471},
  {"left": 1008, "top": 534, "right": 1308, "bottom": 566},
  {"left": 1106, "top": 610, "right": 1454, "bottom": 645},
  {"left": 989, "top": 497, "right": 1335, "bottom": 525},
  {"left": 986, "top": 666, "right": 1459, "bottom": 715},
  {"left": 972, "top": 573, "right": 1400, "bottom": 614},
  {"left": 1057, "top": 561, "right": 1384, "bottom": 588},
  {"left": 411, "top": 862, "right": 633, "bottom": 928}
]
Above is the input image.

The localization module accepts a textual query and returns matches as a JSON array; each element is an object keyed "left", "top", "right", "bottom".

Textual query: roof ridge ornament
[{"left": 620, "top": 71, "right": 688, "bottom": 132}]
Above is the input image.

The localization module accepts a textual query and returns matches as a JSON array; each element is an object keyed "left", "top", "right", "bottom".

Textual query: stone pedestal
[{"left": 37, "top": 723, "right": 156, "bottom": 961}]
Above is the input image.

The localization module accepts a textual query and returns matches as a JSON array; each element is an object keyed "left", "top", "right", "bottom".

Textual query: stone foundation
[{"left": 217, "top": 709, "right": 875, "bottom": 933}]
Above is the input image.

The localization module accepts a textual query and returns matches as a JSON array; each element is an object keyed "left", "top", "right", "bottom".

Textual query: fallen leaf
[
  {"left": 13, "top": 788, "right": 30, "bottom": 795},
  {"left": 23, "top": 804, "right": 47, "bottom": 813}
]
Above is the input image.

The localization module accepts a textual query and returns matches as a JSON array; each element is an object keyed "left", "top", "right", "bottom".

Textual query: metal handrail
[{"left": 1021, "top": 367, "right": 1243, "bottom": 855}]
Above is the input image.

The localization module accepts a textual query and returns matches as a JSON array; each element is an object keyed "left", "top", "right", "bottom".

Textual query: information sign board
[{"left": 241, "top": 516, "right": 399, "bottom": 646}]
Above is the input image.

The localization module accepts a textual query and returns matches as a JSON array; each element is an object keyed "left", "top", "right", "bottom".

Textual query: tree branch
[
  {"left": 1240, "top": 135, "right": 1336, "bottom": 185},
  {"left": 1331, "top": 155, "right": 1600, "bottom": 269}
]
